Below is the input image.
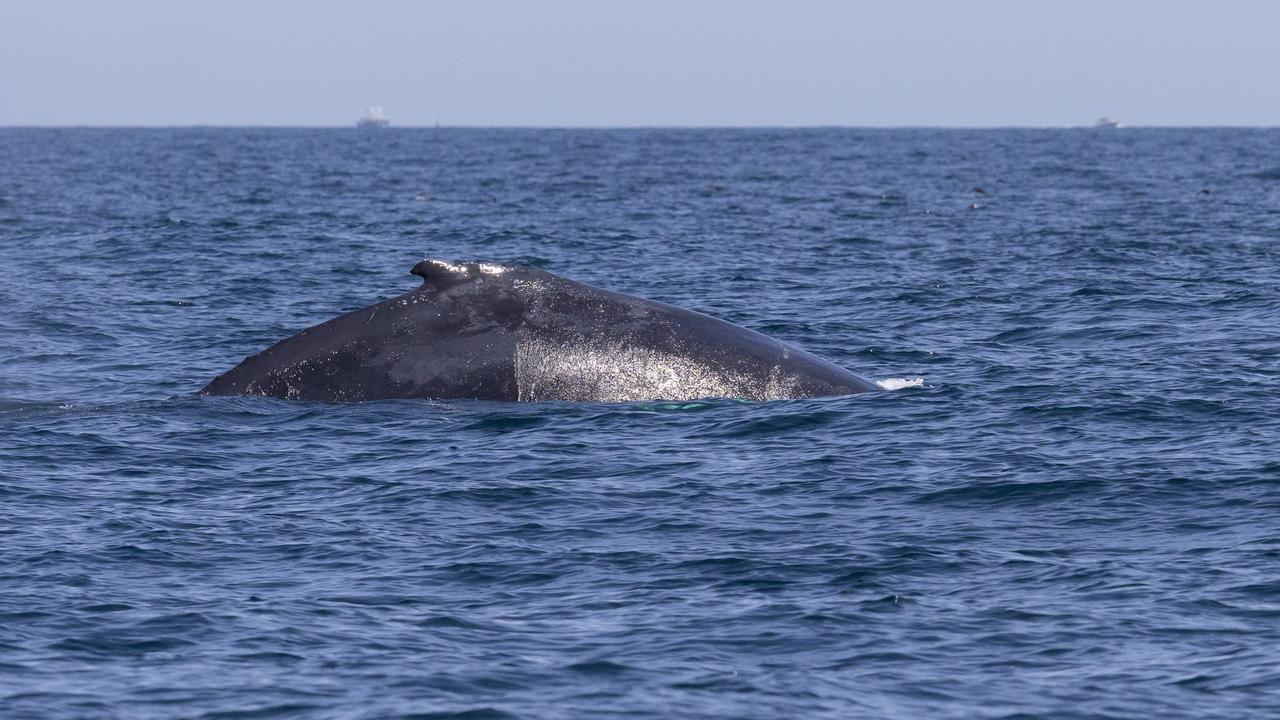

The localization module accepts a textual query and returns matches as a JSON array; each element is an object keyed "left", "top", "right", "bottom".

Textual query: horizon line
[{"left": 2, "top": 123, "right": 1278, "bottom": 130}]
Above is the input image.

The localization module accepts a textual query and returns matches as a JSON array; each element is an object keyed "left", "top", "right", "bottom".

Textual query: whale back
[
  {"left": 200, "top": 261, "right": 527, "bottom": 401},
  {"left": 199, "top": 260, "right": 877, "bottom": 402}
]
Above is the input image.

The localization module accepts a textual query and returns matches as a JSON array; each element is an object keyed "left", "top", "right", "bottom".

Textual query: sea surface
[{"left": 1, "top": 127, "right": 1278, "bottom": 719}]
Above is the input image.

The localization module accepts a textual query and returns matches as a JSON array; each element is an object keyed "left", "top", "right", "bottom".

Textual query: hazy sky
[{"left": 1, "top": 0, "right": 1275, "bottom": 127}]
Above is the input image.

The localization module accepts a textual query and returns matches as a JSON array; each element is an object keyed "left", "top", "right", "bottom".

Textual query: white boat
[
  {"left": 357, "top": 106, "right": 390, "bottom": 128},
  {"left": 1094, "top": 117, "right": 1120, "bottom": 129}
]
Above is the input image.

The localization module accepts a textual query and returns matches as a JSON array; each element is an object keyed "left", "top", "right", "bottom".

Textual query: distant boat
[
  {"left": 357, "top": 106, "right": 390, "bottom": 128},
  {"left": 1094, "top": 117, "right": 1120, "bottom": 129}
]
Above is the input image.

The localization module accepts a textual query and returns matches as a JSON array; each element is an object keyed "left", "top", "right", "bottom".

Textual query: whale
[{"left": 199, "top": 259, "right": 878, "bottom": 402}]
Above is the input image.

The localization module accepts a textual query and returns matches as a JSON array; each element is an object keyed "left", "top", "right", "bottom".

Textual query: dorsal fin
[
  {"left": 410, "top": 258, "right": 511, "bottom": 287},
  {"left": 410, "top": 259, "right": 473, "bottom": 287}
]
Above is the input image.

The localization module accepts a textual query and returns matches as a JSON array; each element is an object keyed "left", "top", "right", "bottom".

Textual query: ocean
[{"left": 1, "top": 127, "right": 1277, "bottom": 719}]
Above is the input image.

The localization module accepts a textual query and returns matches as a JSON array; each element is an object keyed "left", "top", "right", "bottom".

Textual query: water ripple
[{"left": 1, "top": 127, "right": 1278, "bottom": 719}]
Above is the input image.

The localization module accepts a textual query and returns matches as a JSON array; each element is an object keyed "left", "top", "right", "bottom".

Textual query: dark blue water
[{"left": 2, "top": 127, "right": 1278, "bottom": 719}]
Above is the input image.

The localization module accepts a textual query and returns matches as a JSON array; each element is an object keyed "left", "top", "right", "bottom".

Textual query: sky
[{"left": 0, "top": 0, "right": 1275, "bottom": 127}]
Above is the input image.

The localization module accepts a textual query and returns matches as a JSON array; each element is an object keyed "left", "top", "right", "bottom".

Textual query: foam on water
[{"left": 874, "top": 377, "right": 925, "bottom": 391}]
